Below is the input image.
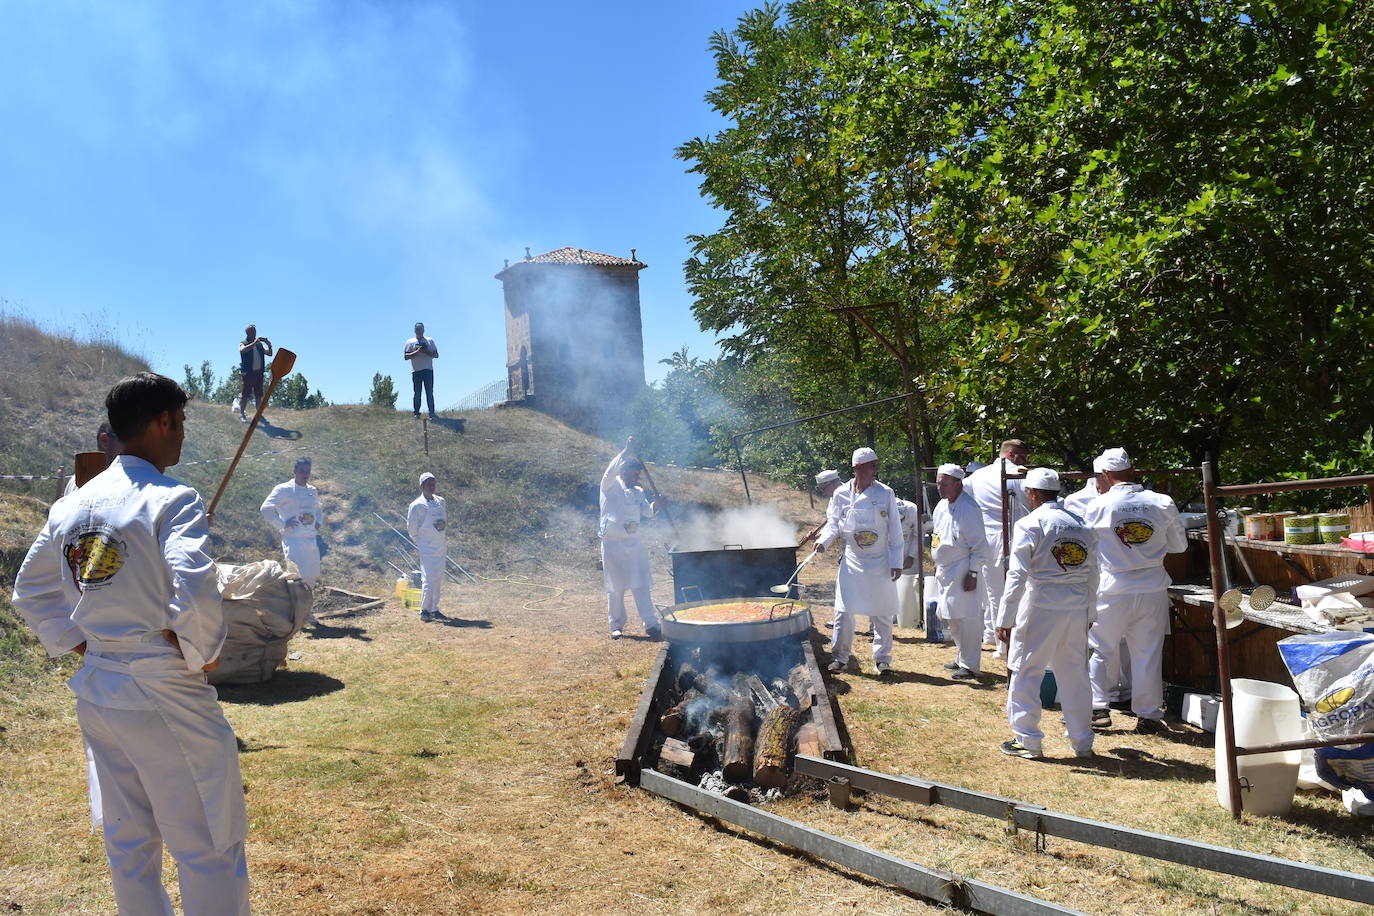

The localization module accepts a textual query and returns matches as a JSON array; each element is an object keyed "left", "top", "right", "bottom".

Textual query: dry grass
[{"left": 4, "top": 550, "right": 1373, "bottom": 915}]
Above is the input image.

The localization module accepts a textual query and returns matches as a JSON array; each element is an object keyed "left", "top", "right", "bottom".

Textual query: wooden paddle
[
  {"left": 208, "top": 348, "right": 297, "bottom": 516},
  {"left": 627, "top": 439, "right": 680, "bottom": 539},
  {"left": 73, "top": 451, "right": 108, "bottom": 488}
]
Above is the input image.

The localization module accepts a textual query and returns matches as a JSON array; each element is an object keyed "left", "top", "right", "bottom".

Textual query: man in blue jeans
[
  {"left": 236, "top": 324, "right": 273, "bottom": 422},
  {"left": 403, "top": 321, "right": 439, "bottom": 419}
]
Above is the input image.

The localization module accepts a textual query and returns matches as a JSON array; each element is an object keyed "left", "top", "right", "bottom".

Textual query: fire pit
[{"left": 616, "top": 630, "right": 847, "bottom": 793}]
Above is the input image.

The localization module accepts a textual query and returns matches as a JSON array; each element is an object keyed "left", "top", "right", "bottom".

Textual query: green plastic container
[
  {"left": 1318, "top": 513, "right": 1351, "bottom": 544},
  {"left": 1283, "top": 515, "right": 1317, "bottom": 546}
]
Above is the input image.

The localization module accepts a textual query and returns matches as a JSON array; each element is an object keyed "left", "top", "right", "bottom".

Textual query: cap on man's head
[
  {"left": 936, "top": 462, "right": 965, "bottom": 480},
  {"left": 1099, "top": 448, "right": 1132, "bottom": 472},
  {"left": 1025, "top": 467, "right": 1060, "bottom": 491},
  {"left": 1091, "top": 455, "right": 1107, "bottom": 474},
  {"left": 851, "top": 447, "right": 878, "bottom": 467},
  {"left": 815, "top": 469, "right": 841, "bottom": 487},
  {"left": 419, "top": 472, "right": 436, "bottom": 485}
]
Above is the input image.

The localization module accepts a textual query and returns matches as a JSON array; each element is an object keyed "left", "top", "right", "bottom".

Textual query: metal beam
[
  {"left": 640, "top": 769, "right": 1087, "bottom": 916},
  {"left": 795, "top": 756, "right": 1374, "bottom": 905}
]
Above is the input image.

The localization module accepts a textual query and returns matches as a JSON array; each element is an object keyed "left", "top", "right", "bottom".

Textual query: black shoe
[
  {"left": 951, "top": 667, "right": 978, "bottom": 680},
  {"left": 943, "top": 661, "right": 962, "bottom": 671},
  {"left": 827, "top": 660, "right": 845, "bottom": 673},
  {"left": 419, "top": 610, "right": 434, "bottom": 622},
  {"left": 1092, "top": 708, "right": 1111, "bottom": 729},
  {"left": 429, "top": 413, "right": 439, "bottom": 420},
  {"left": 430, "top": 609, "right": 449, "bottom": 621},
  {"left": 412, "top": 412, "right": 421, "bottom": 419},
  {"left": 646, "top": 626, "right": 662, "bottom": 642},
  {"left": 1135, "top": 717, "right": 1165, "bottom": 735},
  {"left": 1000, "top": 739, "right": 1041, "bottom": 759},
  {"left": 876, "top": 662, "right": 892, "bottom": 677}
]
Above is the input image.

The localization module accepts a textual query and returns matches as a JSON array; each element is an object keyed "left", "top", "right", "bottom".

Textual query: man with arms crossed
[
  {"left": 13, "top": 372, "right": 250, "bottom": 915},
  {"left": 996, "top": 468, "right": 1099, "bottom": 759},
  {"left": 930, "top": 463, "right": 989, "bottom": 680},
  {"left": 1084, "top": 447, "right": 1187, "bottom": 732}
]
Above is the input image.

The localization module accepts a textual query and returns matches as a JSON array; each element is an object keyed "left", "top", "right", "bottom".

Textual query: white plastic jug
[
  {"left": 896, "top": 573, "right": 921, "bottom": 627},
  {"left": 1215, "top": 678, "right": 1303, "bottom": 816}
]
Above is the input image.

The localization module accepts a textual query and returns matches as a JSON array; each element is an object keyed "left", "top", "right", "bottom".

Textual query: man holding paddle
[
  {"left": 12, "top": 372, "right": 251, "bottom": 914},
  {"left": 599, "top": 437, "right": 664, "bottom": 640}
]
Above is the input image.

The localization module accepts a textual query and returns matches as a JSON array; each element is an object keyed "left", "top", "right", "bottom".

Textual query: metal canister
[
  {"left": 1283, "top": 514, "right": 1318, "bottom": 546},
  {"left": 1244, "top": 513, "right": 1276, "bottom": 540},
  {"left": 1319, "top": 513, "right": 1352, "bottom": 544}
]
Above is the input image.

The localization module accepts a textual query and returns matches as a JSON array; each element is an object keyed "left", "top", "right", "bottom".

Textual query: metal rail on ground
[
  {"left": 794, "top": 755, "right": 1374, "bottom": 906},
  {"left": 639, "top": 769, "right": 1088, "bottom": 916}
]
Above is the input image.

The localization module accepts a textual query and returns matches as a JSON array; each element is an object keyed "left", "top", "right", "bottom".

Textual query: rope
[{"left": 0, "top": 473, "right": 65, "bottom": 481}]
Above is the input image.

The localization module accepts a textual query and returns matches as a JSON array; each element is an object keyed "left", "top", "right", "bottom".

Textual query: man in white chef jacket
[
  {"left": 995, "top": 468, "right": 1099, "bottom": 759},
  {"left": 407, "top": 471, "right": 449, "bottom": 622},
  {"left": 815, "top": 447, "right": 903, "bottom": 676},
  {"left": 600, "top": 437, "right": 663, "bottom": 640},
  {"left": 12, "top": 372, "right": 250, "bottom": 915},
  {"left": 1063, "top": 454, "right": 1109, "bottom": 517},
  {"left": 964, "top": 439, "right": 1030, "bottom": 655},
  {"left": 894, "top": 497, "right": 923, "bottom": 627},
  {"left": 930, "top": 463, "right": 989, "bottom": 679},
  {"left": 1083, "top": 447, "right": 1187, "bottom": 732},
  {"left": 260, "top": 457, "right": 322, "bottom": 587}
]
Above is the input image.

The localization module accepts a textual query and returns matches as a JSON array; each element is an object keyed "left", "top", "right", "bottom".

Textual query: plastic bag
[
  {"left": 1279, "top": 632, "right": 1374, "bottom": 798},
  {"left": 209, "top": 559, "right": 313, "bottom": 685}
]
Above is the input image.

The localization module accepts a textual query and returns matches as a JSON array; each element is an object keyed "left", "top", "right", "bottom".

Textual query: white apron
[
  {"left": 834, "top": 498, "right": 898, "bottom": 619},
  {"left": 931, "top": 497, "right": 985, "bottom": 620}
]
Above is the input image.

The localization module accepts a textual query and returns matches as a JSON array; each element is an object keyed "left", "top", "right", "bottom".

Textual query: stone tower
[{"left": 496, "top": 246, "right": 647, "bottom": 433}]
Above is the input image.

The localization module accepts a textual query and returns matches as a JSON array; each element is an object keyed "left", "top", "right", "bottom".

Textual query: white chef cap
[
  {"left": 1098, "top": 447, "right": 1132, "bottom": 472},
  {"left": 1091, "top": 455, "right": 1107, "bottom": 474},
  {"left": 1025, "top": 467, "right": 1060, "bottom": 491},
  {"left": 936, "top": 462, "right": 965, "bottom": 479},
  {"left": 419, "top": 472, "right": 436, "bottom": 485},
  {"left": 815, "top": 469, "right": 841, "bottom": 486},
  {"left": 852, "top": 447, "right": 878, "bottom": 467}
]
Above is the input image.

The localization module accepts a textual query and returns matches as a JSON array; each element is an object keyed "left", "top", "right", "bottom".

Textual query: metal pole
[
  {"left": 1203, "top": 461, "right": 1244, "bottom": 819},
  {"left": 731, "top": 437, "right": 753, "bottom": 505},
  {"left": 1000, "top": 459, "right": 1011, "bottom": 571}
]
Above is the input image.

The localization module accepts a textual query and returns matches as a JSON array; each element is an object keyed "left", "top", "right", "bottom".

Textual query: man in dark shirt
[{"left": 236, "top": 325, "right": 274, "bottom": 422}]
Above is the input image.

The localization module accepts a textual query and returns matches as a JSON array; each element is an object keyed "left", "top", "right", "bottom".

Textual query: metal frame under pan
[{"left": 658, "top": 597, "right": 813, "bottom": 644}]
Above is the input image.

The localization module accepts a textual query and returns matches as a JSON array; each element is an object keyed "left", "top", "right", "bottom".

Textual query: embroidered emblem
[{"left": 64, "top": 528, "right": 126, "bottom": 589}]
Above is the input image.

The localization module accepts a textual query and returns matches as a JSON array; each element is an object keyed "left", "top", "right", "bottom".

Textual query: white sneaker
[{"left": 610, "top": 630, "right": 623, "bottom": 640}]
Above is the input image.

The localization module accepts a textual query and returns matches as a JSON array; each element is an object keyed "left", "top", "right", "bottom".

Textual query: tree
[
  {"left": 182, "top": 361, "right": 217, "bottom": 401},
  {"left": 268, "top": 373, "right": 327, "bottom": 410},
  {"left": 369, "top": 373, "right": 399, "bottom": 409},
  {"left": 212, "top": 367, "right": 243, "bottom": 406}
]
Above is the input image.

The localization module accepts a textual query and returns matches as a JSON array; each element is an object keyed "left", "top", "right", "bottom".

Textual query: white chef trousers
[
  {"left": 1007, "top": 611, "right": 1093, "bottom": 755},
  {"left": 895, "top": 573, "right": 921, "bottom": 628},
  {"left": 830, "top": 608, "right": 894, "bottom": 666},
  {"left": 980, "top": 556, "right": 1005, "bottom": 645},
  {"left": 1089, "top": 590, "right": 1168, "bottom": 719},
  {"left": 945, "top": 614, "right": 982, "bottom": 674},
  {"left": 608, "top": 589, "right": 656, "bottom": 633},
  {"left": 282, "top": 536, "right": 320, "bottom": 587},
  {"left": 77, "top": 700, "right": 251, "bottom": 916},
  {"left": 414, "top": 549, "right": 442, "bottom": 612}
]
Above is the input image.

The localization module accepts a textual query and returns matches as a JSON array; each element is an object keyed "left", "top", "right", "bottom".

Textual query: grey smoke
[{"left": 675, "top": 503, "right": 800, "bottom": 551}]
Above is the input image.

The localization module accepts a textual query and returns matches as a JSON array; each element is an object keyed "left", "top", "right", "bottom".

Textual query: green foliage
[
  {"left": 680, "top": 0, "right": 1374, "bottom": 483},
  {"left": 212, "top": 367, "right": 243, "bottom": 405},
  {"left": 182, "top": 360, "right": 217, "bottom": 401},
  {"left": 369, "top": 373, "right": 399, "bottom": 409},
  {"left": 269, "top": 372, "right": 328, "bottom": 410}
]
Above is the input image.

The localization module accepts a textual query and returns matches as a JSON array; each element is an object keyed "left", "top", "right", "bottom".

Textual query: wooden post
[
  {"left": 1204, "top": 461, "right": 1244, "bottom": 819},
  {"left": 54, "top": 466, "right": 65, "bottom": 501}
]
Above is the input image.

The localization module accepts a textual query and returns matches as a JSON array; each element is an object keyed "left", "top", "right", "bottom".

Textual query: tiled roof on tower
[{"left": 494, "top": 246, "right": 646, "bottom": 279}]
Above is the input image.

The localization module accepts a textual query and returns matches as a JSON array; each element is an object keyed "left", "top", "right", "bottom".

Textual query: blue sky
[{"left": 0, "top": 0, "right": 757, "bottom": 407}]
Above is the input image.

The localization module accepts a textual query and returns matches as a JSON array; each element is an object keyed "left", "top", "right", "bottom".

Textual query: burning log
[
  {"left": 794, "top": 722, "right": 822, "bottom": 759},
  {"left": 659, "top": 689, "right": 701, "bottom": 738},
  {"left": 721, "top": 674, "right": 757, "bottom": 784},
  {"left": 788, "top": 664, "right": 813, "bottom": 711},
  {"left": 752, "top": 704, "right": 802, "bottom": 789},
  {"left": 746, "top": 674, "right": 779, "bottom": 711},
  {"left": 659, "top": 737, "right": 696, "bottom": 769}
]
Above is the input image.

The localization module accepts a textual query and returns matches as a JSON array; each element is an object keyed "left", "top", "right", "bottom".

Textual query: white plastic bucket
[{"left": 1215, "top": 678, "right": 1303, "bottom": 816}]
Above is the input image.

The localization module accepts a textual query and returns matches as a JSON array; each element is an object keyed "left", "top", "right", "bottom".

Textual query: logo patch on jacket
[
  {"left": 1051, "top": 539, "right": 1089, "bottom": 571},
  {"left": 64, "top": 528, "right": 127, "bottom": 589},
  {"left": 1113, "top": 519, "right": 1155, "bottom": 549}
]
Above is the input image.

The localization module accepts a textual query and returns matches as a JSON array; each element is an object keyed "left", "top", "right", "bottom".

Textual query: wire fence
[{"left": 447, "top": 378, "right": 506, "bottom": 413}]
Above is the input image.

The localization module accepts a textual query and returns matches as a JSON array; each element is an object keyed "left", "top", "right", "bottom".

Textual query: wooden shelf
[{"left": 1186, "top": 528, "right": 1372, "bottom": 559}]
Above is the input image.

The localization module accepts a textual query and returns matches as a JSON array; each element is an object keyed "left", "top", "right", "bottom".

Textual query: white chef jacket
[
  {"left": 1063, "top": 480, "right": 1102, "bottom": 517},
  {"left": 998, "top": 500, "right": 1099, "bottom": 629},
  {"left": 964, "top": 458, "right": 1029, "bottom": 559},
  {"left": 929, "top": 492, "right": 988, "bottom": 619},
  {"left": 599, "top": 450, "right": 653, "bottom": 542},
  {"left": 1083, "top": 482, "right": 1187, "bottom": 595},
  {"left": 895, "top": 498, "right": 921, "bottom": 577},
  {"left": 819, "top": 479, "right": 904, "bottom": 616},
  {"left": 11, "top": 455, "right": 246, "bottom": 851},
  {"left": 261, "top": 480, "right": 321, "bottom": 540},
  {"left": 407, "top": 494, "right": 448, "bottom": 550}
]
